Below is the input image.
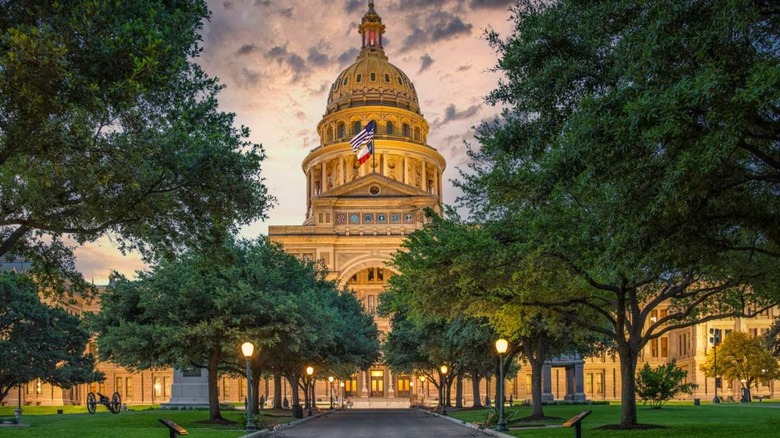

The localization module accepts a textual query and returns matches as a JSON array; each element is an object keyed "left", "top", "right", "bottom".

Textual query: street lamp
[
  {"left": 306, "top": 366, "right": 314, "bottom": 416},
  {"left": 241, "top": 342, "right": 256, "bottom": 431},
  {"left": 495, "top": 338, "right": 509, "bottom": 432},
  {"left": 328, "top": 376, "right": 334, "bottom": 410},
  {"left": 339, "top": 382, "right": 345, "bottom": 408},
  {"left": 709, "top": 328, "right": 721, "bottom": 404},
  {"left": 440, "top": 365, "right": 448, "bottom": 416}
]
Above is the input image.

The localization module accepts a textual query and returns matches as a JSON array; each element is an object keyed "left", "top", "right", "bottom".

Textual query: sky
[{"left": 73, "top": 0, "right": 517, "bottom": 284}]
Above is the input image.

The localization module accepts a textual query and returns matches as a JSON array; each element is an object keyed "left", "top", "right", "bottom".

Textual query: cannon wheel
[
  {"left": 86, "top": 392, "right": 97, "bottom": 414},
  {"left": 109, "top": 392, "right": 122, "bottom": 414}
]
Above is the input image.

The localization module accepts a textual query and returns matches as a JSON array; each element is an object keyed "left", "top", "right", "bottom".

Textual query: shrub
[{"left": 636, "top": 360, "right": 697, "bottom": 409}]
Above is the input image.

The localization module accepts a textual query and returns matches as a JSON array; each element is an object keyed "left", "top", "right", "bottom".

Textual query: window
[
  {"left": 353, "top": 121, "right": 362, "bottom": 135},
  {"left": 343, "top": 76, "right": 349, "bottom": 86},
  {"left": 337, "top": 123, "right": 345, "bottom": 138},
  {"left": 397, "top": 76, "right": 402, "bottom": 85},
  {"left": 327, "top": 126, "right": 334, "bottom": 142},
  {"left": 115, "top": 377, "right": 123, "bottom": 396},
  {"left": 386, "top": 121, "right": 394, "bottom": 135},
  {"left": 345, "top": 375, "right": 358, "bottom": 395},
  {"left": 356, "top": 74, "right": 362, "bottom": 82},
  {"left": 222, "top": 377, "right": 230, "bottom": 398},
  {"left": 377, "top": 268, "right": 384, "bottom": 281},
  {"left": 153, "top": 377, "right": 162, "bottom": 397},
  {"left": 660, "top": 337, "right": 668, "bottom": 356},
  {"left": 126, "top": 377, "right": 133, "bottom": 399},
  {"left": 368, "top": 269, "right": 374, "bottom": 281},
  {"left": 749, "top": 328, "right": 759, "bottom": 338},
  {"left": 650, "top": 339, "right": 658, "bottom": 357},
  {"left": 368, "top": 295, "right": 376, "bottom": 314},
  {"left": 402, "top": 123, "right": 411, "bottom": 137},
  {"left": 370, "top": 72, "right": 376, "bottom": 81},
  {"left": 163, "top": 377, "right": 171, "bottom": 397},
  {"left": 414, "top": 127, "right": 421, "bottom": 141},
  {"left": 385, "top": 74, "right": 390, "bottom": 82}
]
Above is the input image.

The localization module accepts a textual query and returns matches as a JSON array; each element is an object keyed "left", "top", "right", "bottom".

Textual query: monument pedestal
[{"left": 161, "top": 368, "right": 210, "bottom": 408}]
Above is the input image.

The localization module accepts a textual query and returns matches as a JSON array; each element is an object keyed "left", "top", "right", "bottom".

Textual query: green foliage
[
  {"left": 457, "top": 0, "right": 780, "bottom": 427},
  {"left": 636, "top": 361, "right": 697, "bottom": 409},
  {"left": 0, "top": 273, "right": 101, "bottom": 405},
  {"left": 701, "top": 331, "right": 780, "bottom": 394},
  {"left": 0, "top": 0, "right": 271, "bottom": 297}
]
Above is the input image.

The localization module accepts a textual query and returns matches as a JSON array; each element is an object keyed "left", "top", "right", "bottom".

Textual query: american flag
[{"left": 350, "top": 120, "right": 376, "bottom": 152}]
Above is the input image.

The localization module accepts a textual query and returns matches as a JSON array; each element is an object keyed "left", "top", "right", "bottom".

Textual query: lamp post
[
  {"left": 241, "top": 342, "right": 256, "bottom": 431},
  {"left": 306, "top": 366, "right": 314, "bottom": 416},
  {"left": 495, "top": 339, "right": 509, "bottom": 432},
  {"left": 340, "top": 382, "right": 345, "bottom": 408},
  {"left": 440, "top": 365, "right": 448, "bottom": 416},
  {"left": 419, "top": 375, "right": 426, "bottom": 405},
  {"left": 709, "top": 328, "right": 721, "bottom": 403},
  {"left": 328, "top": 376, "right": 334, "bottom": 410}
]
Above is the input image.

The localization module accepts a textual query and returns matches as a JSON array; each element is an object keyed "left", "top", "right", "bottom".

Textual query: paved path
[{"left": 282, "top": 409, "right": 474, "bottom": 438}]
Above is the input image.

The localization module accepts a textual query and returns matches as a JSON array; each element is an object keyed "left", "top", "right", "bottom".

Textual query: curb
[
  {"left": 240, "top": 410, "right": 332, "bottom": 438},
  {"left": 424, "top": 410, "right": 516, "bottom": 438}
]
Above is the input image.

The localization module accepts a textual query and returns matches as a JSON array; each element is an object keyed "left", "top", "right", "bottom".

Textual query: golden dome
[{"left": 325, "top": 2, "right": 420, "bottom": 115}]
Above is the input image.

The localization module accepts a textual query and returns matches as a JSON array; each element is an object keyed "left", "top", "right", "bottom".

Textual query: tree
[
  {"left": 700, "top": 331, "right": 780, "bottom": 401},
  {"left": 458, "top": 0, "right": 780, "bottom": 427},
  {"left": 0, "top": 1, "right": 271, "bottom": 296},
  {"left": 0, "top": 273, "right": 100, "bottom": 405},
  {"left": 91, "top": 238, "right": 302, "bottom": 421},
  {"left": 636, "top": 361, "right": 697, "bottom": 409}
]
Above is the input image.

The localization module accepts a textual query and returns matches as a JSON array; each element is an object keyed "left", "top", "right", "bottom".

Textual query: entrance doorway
[{"left": 370, "top": 370, "right": 384, "bottom": 397}]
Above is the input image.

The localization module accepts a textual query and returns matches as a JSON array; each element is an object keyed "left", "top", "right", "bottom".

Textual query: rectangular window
[
  {"left": 125, "top": 377, "right": 133, "bottom": 399},
  {"left": 163, "top": 377, "right": 171, "bottom": 398},
  {"left": 222, "top": 377, "right": 230, "bottom": 398},
  {"left": 661, "top": 337, "right": 668, "bottom": 357},
  {"left": 586, "top": 373, "right": 593, "bottom": 394},
  {"left": 595, "top": 372, "right": 603, "bottom": 394},
  {"left": 368, "top": 295, "right": 375, "bottom": 315},
  {"left": 660, "top": 308, "right": 668, "bottom": 319},
  {"left": 115, "top": 377, "right": 123, "bottom": 396},
  {"left": 368, "top": 269, "right": 375, "bottom": 282},
  {"left": 749, "top": 328, "right": 759, "bottom": 338},
  {"left": 153, "top": 377, "right": 162, "bottom": 397},
  {"left": 377, "top": 268, "right": 384, "bottom": 281},
  {"left": 650, "top": 339, "right": 658, "bottom": 357}
]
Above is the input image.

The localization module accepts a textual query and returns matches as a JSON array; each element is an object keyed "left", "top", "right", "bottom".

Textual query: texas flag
[{"left": 350, "top": 120, "right": 375, "bottom": 165}]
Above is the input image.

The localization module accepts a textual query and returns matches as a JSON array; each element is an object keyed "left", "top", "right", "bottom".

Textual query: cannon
[{"left": 86, "top": 392, "right": 121, "bottom": 414}]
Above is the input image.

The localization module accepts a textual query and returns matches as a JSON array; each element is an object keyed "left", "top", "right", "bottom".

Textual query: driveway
[{"left": 281, "top": 409, "right": 474, "bottom": 438}]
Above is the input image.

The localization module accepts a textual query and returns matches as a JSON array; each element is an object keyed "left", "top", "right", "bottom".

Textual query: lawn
[
  {"left": 449, "top": 402, "right": 780, "bottom": 438},
  {"left": 0, "top": 405, "right": 293, "bottom": 438}
]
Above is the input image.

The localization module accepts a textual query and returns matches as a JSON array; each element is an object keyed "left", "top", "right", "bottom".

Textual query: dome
[{"left": 325, "top": 2, "right": 420, "bottom": 115}]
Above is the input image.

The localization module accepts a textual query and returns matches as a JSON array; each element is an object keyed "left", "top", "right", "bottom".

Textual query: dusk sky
[{"left": 74, "top": 0, "right": 516, "bottom": 283}]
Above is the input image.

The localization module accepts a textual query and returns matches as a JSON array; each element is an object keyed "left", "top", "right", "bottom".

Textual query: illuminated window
[{"left": 153, "top": 377, "right": 162, "bottom": 397}]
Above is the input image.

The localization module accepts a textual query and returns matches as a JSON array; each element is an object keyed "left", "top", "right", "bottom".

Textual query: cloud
[
  {"left": 307, "top": 47, "right": 330, "bottom": 67},
  {"left": 456, "top": 65, "right": 472, "bottom": 72},
  {"left": 287, "top": 53, "right": 307, "bottom": 76},
  {"left": 266, "top": 45, "right": 288, "bottom": 59},
  {"left": 236, "top": 44, "right": 257, "bottom": 56},
  {"left": 223, "top": 1, "right": 233, "bottom": 9},
  {"left": 418, "top": 53, "right": 434, "bottom": 73},
  {"left": 468, "top": 0, "right": 514, "bottom": 9},
  {"left": 345, "top": 0, "right": 363, "bottom": 13},
  {"left": 278, "top": 7, "right": 293, "bottom": 18},
  {"left": 337, "top": 48, "right": 359, "bottom": 66},
  {"left": 255, "top": 0, "right": 271, "bottom": 6},
  {"left": 443, "top": 104, "right": 481, "bottom": 123},
  {"left": 400, "top": 11, "right": 473, "bottom": 50}
]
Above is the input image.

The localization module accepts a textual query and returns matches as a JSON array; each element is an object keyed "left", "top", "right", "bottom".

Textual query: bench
[
  {"left": 159, "top": 419, "right": 188, "bottom": 438},
  {"left": 562, "top": 411, "right": 591, "bottom": 438}
]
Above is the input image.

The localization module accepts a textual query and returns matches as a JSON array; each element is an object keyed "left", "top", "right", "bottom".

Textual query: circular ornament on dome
[{"left": 369, "top": 185, "right": 381, "bottom": 196}]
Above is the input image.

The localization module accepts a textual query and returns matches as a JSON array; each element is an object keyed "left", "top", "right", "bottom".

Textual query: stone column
[
  {"left": 403, "top": 156, "right": 408, "bottom": 184},
  {"left": 542, "top": 364, "right": 554, "bottom": 401},
  {"left": 340, "top": 156, "right": 346, "bottom": 185},
  {"left": 388, "top": 369, "right": 394, "bottom": 397},
  {"left": 361, "top": 370, "right": 368, "bottom": 395},
  {"left": 421, "top": 160, "right": 427, "bottom": 191},
  {"left": 321, "top": 161, "right": 328, "bottom": 192},
  {"left": 573, "top": 362, "right": 587, "bottom": 401}
]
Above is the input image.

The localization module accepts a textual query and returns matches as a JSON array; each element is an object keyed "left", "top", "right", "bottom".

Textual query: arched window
[
  {"left": 385, "top": 74, "right": 390, "bottom": 82},
  {"left": 353, "top": 121, "right": 362, "bottom": 135},
  {"left": 337, "top": 123, "right": 346, "bottom": 139},
  {"left": 414, "top": 127, "right": 421, "bottom": 141},
  {"left": 370, "top": 72, "right": 376, "bottom": 81},
  {"left": 343, "top": 76, "right": 349, "bottom": 86},
  {"left": 356, "top": 74, "right": 362, "bottom": 82},
  {"left": 402, "top": 123, "right": 411, "bottom": 137},
  {"left": 397, "top": 76, "right": 403, "bottom": 86},
  {"left": 386, "top": 121, "right": 394, "bottom": 135}
]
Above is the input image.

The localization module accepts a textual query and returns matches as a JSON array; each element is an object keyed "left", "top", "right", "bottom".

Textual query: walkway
[{"left": 282, "top": 409, "right": 473, "bottom": 438}]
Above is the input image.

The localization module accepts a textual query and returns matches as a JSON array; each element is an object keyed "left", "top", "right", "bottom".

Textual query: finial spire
[{"left": 359, "top": 0, "right": 385, "bottom": 55}]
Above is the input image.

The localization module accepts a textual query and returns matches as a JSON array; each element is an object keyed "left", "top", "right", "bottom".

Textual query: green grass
[
  {"left": 449, "top": 402, "right": 780, "bottom": 437},
  {"left": 0, "top": 406, "right": 293, "bottom": 438}
]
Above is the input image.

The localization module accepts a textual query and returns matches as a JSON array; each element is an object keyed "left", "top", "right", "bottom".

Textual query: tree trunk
[
  {"left": 252, "top": 368, "right": 261, "bottom": 414},
  {"left": 455, "top": 375, "right": 463, "bottom": 408},
  {"left": 619, "top": 347, "right": 639, "bottom": 427},
  {"left": 273, "top": 373, "right": 282, "bottom": 408},
  {"left": 446, "top": 378, "right": 454, "bottom": 407},
  {"left": 529, "top": 358, "right": 545, "bottom": 419},
  {"left": 207, "top": 349, "right": 223, "bottom": 421},
  {"left": 471, "top": 373, "right": 483, "bottom": 408},
  {"left": 287, "top": 375, "right": 300, "bottom": 407}
]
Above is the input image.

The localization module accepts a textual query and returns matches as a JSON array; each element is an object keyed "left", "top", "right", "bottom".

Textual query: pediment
[{"left": 321, "top": 173, "right": 431, "bottom": 198}]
